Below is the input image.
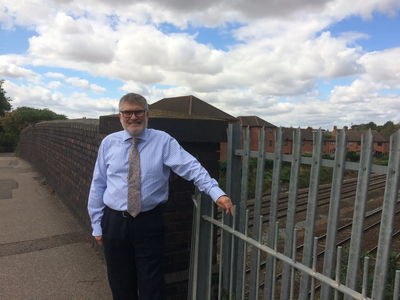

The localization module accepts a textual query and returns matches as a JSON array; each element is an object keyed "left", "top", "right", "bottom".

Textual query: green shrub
[
  {"left": 338, "top": 249, "right": 399, "bottom": 299},
  {"left": 347, "top": 150, "right": 360, "bottom": 162}
]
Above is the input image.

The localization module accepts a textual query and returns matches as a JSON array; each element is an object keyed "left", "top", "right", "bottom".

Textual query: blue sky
[{"left": 1, "top": 0, "right": 399, "bottom": 129}]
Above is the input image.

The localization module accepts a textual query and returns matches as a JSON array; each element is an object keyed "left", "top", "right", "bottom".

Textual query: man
[{"left": 88, "top": 93, "right": 233, "bottom": 300}]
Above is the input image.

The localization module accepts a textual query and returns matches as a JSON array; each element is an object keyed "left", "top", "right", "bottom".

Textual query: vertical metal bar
[
  {"left": 362, "top": 256, "right": 370, "bottom": 298},
  {"left": 206, "top": 203, "right": 215, "bottom": 300},
  {"left": 236, "top": 127, "right": 251, "bottom": 298},
  {"left": 255, "top": 216, "right": 263, "bottom": 300},
  {"left": 334, "top": 246, "right": 343, "bottom": 300},
  {"left": 218, "top": 212, "right": 225, "bottom": 300},
  {"left": 320, "top": 129, "right": 347, "bottom": 299},
  {"left": 299, "top": 129, "right": 324, "bottom": 299},
  {"left": 191, "top": 192, "right": 201, "bottom": 300},
  {"left": 229, "top": 206, "right": 237, "bottom": 299},
  {"left": 310, "top": 237, "right": 319, "bottom": 300},
  {"left": 225, "top": 124, "right": 242, "bottom": 291},
  {"left": 272, "top": 222, "right": 279, "bottom": 300},
  {"left": 390, "top": 134, "right": 393, "bottom": 151},
  {"left": 188, "top": 193, "right": 197, "bottom": 299},
  {"left": 241, "top": 210, "right": 250, "bottom": 300},
  {"left": 196, "top": 193, "right": 214, "bottom": 300},
  {"left": 372, "top": 130, "right": 400, "bottom": 299},
  {"left": 393, "top": 270, "right": 400, "bottom": 300},
  {"left": 290, "top": 228, "right": 298, "bottom": 300},
  {"left": 249, "top": 128, "right": 267, "bottom": 300},
  {"left": 264, "top": 127, "right": 284, "bottom": 300},
  {"left": 344, "top": 130, "right": 374, "bottom": 300},
  {"left": 281, "top": 128, "right": 302, "bottom": 300}
]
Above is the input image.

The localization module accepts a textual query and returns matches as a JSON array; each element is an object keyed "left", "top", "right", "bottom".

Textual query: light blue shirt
[{"left": 88, "top": 128, "right": 225, "bottom": 236}]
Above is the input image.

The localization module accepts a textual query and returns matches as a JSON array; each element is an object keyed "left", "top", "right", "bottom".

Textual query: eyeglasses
[{"left": 120, "top": 110, "right": 146, "bottom": 118}]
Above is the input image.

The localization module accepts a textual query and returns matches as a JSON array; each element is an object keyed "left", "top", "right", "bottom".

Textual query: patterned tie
[{"left": 127, "top": 138, "right": 141, "bottom": 217}]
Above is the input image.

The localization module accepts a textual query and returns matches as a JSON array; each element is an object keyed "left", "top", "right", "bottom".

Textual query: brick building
[{"left": 325, "top": 126, "right": 390, "bottom": 154}]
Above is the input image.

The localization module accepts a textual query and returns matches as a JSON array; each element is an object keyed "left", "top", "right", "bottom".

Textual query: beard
[{"left": 122, "top": 118, "right": 148, "bottom": 137}]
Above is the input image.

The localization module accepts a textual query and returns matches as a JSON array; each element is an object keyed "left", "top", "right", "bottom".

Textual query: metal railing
[{"left": 189, "top": 125, "right": 400, "bottom": 299}]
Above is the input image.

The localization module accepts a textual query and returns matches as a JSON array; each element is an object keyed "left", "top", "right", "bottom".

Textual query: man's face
[{"left": 119, "top": 102, "right": 149, "bottom": 137}]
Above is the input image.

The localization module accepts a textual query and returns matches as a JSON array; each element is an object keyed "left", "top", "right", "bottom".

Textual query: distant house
[
  {"left": 282, "top": 127, "right": 315, "bottom": 154},
  {"left": 234, "top": 116, "right": 277, "bottom": 156},
  {"left": 324, "top": 126, "right": 390, "bottom": 154}
]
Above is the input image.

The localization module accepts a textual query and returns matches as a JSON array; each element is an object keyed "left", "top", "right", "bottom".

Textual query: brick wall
[
  {"left": 19, "top": 119, "right": 102, "bottom": 232},
  {"left": 19, "top": 117, "right": 226, "bottom": 300}
]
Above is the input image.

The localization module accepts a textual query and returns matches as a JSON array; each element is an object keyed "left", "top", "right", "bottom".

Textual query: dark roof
[
  {"left": 327, "top": 130, "right": 390, "bottom": 142},
  {"left": 149, "top": 109, "right": 220, "bottom": 120},
  {"left": 283, "top": 127, "right": 314, "bottom": 141},
  {"left": 238, "top": 116, "right": 276, "bottom": 127},
  {"left": 149, "top": 95, "right": 238, "bottom": 122}
]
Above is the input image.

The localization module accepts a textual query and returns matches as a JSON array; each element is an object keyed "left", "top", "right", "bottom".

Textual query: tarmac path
[{"left": 0, "top": 153, "right": 112, "bottom": 299}]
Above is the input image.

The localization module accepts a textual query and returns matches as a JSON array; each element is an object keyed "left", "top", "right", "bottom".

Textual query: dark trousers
[{"left": 101, "top": 206, "right": 166, "bottom": 300}]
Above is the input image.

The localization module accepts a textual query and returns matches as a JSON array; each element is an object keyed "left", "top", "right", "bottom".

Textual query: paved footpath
[{"left": 0, "top": 153, "right": 112, "bottom": 300}]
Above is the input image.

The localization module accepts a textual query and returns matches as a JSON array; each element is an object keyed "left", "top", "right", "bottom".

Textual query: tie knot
[{"left": 130, "top": 138, "right": 139, "bottom": 147}]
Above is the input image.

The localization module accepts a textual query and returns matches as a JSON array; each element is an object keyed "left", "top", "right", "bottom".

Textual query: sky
[{"left": 1, "top": 0, "right": 400, "bottom": 130}]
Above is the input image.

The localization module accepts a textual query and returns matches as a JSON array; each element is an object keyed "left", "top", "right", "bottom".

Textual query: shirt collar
[{"left": 122, "top": 128, "right": 149, "bottom": 142}]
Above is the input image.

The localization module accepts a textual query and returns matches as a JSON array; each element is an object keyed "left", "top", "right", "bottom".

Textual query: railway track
[
  {"left": 216, "top": 173, "right": 387, "bottom": 237},
  {"left": 215, "top": 173, "right": 400, "bottom": 298}
]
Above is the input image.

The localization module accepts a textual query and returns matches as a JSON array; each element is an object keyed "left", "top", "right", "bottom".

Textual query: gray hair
[{"left": 119, "top": 93, "right": 149, "bottom": 111}]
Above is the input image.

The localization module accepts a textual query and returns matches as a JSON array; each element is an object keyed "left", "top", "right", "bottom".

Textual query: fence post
[
  {"left": 344, "top": 130, "right": 374, "bottom": 299},
  {"left": 235, "top": 126, "right": 251, "bottom": 299},
  {"left": 320, "top": 128, "right": 348, "bottom": 299},
  {"left": 371, "top": 130, "right": 400, "bottom": 299},
  {"left": 189, "top": 190, "right": 214, "bottom": 300},
  {"left": 249, "top": 127, "right": 267, "bottom": 300},
  {"left": 224, "top": 124, "right": 242, "bottom": 292},
  {"left": 298, "top": 128, "right": 324, "bottom": 299},
  {"left": 280, "top": 128, "right": 302, "bottom": 299},
  {"left": 263, "top": 127, "right": 284, "bottom": 299}
]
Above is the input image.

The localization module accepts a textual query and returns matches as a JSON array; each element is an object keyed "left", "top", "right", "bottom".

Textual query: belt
[{"left": 106, "top": 205, "right": 160, "bottom": 218}]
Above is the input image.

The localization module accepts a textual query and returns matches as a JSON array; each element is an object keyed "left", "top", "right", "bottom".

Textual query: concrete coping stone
[{"left": 22, "top": 119, "right": 100, "bottom": 133}]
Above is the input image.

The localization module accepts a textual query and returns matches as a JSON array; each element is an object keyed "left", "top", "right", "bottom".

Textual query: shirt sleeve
[
  {"left": 88, "top": 142, "right": 107, "bottom": 236},
  {"left": 162, "top": 135, "right": 225, "bottom": 202}
]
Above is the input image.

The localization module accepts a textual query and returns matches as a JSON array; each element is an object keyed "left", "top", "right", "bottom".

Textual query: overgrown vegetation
[
  {"left": 0, "top": 106, "right": 67, "bottom": 151},
  {"left": 373, "top": 152, "right": 389, "bottom": 166},
  {"left": 336, "top": 249, "right": 399, "bottom": 299},
  {"left": 0, "top": 79, "right": 12, "bottom": 117},
  {"left": 0, "top": 79, "right": 68, "bottom": 152}
]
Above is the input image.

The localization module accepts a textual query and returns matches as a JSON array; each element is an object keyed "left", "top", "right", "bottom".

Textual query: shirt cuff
[
  {"left": 92, "top": 224, "right": 103, "bottom": 237},
  {"left": 209, "top": 187, "right": 226, "bottom": 202}
]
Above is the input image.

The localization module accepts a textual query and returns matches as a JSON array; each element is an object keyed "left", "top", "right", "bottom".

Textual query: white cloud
[
  {"left": 4, "top": 80, "right": 116, "bottom": 118},
  {"left": 45, "top": 72, "right": 66, "bottom": 79},
  {"left": 47, "top": 80, "right": 64, "bottom": 89},
  {"left": 65, "top": 77, "right": 107, "bottom": 92},
  {"left": 1, "top": 0, "right": 400, "bottom": 128}
]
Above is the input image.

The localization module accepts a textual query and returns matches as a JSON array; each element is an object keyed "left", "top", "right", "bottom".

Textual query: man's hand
[
  {"left": 216, "top": 195, "right": 234, "bottom": 216},
  {"left": 95, "top": 235, "right": 103, "bottom": 246}
]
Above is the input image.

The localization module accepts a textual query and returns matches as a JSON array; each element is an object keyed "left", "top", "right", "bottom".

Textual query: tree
[
  {"left": 0, "top": 79, "right": 12, "bottom": 117},
  {"left": 365, "top": 121, "right": 377, "bottom": 130},
  {"left": 12, "top": 106, "right": 67, "bottom": 124},
  {"left": 382, "top": 121, "right": 395, "bottom": 137},
  {"left": 0, "top": 107, "right": 67, "bottom": 150}
]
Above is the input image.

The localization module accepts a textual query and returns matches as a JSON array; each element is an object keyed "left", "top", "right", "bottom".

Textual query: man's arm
[
  {"left": 163, "top": 136, "right": 234, "bottom": 215},
  {"left": 88, "top": 143, "right": 108, "bottom": 244}
]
